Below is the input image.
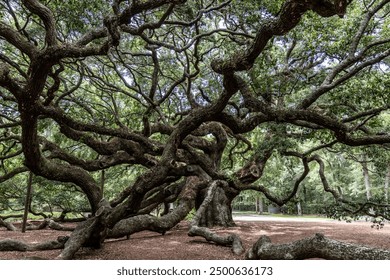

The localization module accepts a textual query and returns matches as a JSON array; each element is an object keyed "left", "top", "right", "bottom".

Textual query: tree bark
[
  {"left": 258, "top": 196, "right": 264, "bottom": 214},
  {"left": 48, "top": 220, "right": 76, "bottom": 231},
  {"left": 255, "top": 197, "right": 258, "bottom": 213},
  {"left": 107, "top": 177, "right": 200, "bottom": 238},
  {"left": 188, "top": 225, "right": 244, "bottom": 255},
  {"left": 385, "top": 165, "right": 389, "bottom": 203},
  {"left": 246, "top": 233, "right": 390, "bottom": 260},
  {"left": 100, "top": 169, "right": 105, "bottom": 194},
  {"left": 296, "top": 201, "right": 302, "bottom": 216},
  {"left": 189, "top": 181, "right": 244, "bottom": 255},
  {"left": 0, "top": 236, "right": 68, "bottom": 252},
  {"left": 22, "top": 171, "right": 33, "bottom": 233},
  {"left": 362, "top": 160, "right": 371, "bottom": 200},
  {"left": 25, "top": 219, "right": 49, "bottom": 230},
  {"left": 0, "top": 218, "right": 18, "bottom": 231},
  {"left": 56, "top": 217, "right": 99, "bottom": 260},
  {"left": 107, "top": 199, "right": 193, "bottom": 238},
  {"left": 0, "top": 218, "right": 49, "bottom": 231},
  {"left": 196, "top": 186, "right": 236, "bottom": 227}
]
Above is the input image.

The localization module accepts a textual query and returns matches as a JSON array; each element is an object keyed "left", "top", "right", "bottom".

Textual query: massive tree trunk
[
  {"left": 195, "top": 186, "right": 237, "bottom": 227},
  {"left": 189, "top": 181, "right": 244, "bottom": 255},
  {"left": 246, "top": 233, "right": 390, "bottom": 260}
]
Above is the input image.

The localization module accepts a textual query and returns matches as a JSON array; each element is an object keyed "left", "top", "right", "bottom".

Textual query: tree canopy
[{"left": 0, "top": 0, "right": 389, "bottom": 259}]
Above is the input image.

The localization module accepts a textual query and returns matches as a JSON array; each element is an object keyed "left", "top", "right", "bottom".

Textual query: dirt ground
[{"left": 1, "top": 217, "right": 390, "bottom": 260}]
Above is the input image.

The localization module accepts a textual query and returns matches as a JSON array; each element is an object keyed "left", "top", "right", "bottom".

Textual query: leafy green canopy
[{"left": 0, "top": 0, "right": 389, "bottom": 221}]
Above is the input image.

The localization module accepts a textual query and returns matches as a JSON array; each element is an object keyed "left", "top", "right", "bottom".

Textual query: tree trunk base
[
  {"left": 188, "top": 181, "right": 244, "bottom": 255},
  {"left": 196, "top": 186, "right": 235, "bottom": 227},
  {"left": 246, "top": 233, "right": 390, "bottom": 260}
]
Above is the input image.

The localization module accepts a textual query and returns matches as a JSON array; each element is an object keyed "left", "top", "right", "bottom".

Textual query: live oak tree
[{"left": 0, "top": 0, "right": 389, "bottom": 259}]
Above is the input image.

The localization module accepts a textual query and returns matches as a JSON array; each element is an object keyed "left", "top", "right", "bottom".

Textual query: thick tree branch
[
  {"left": 0, "top": 167, "right": 29, "bottom": 183},
  {"left": 22, "top": 0, "right": 57, "bottom": 46},
  {"left": 299, "top": 48, "right": 390, "bottom": 109},
  {"left": 0, "top": 236, "right": 68, "bottom": 252},
  {"left": 0, "top": 22, "right": 36, "bottom": 57},
  {"left": 119, "top": 0, "right": 187, "bottom": 25},
  {"left": 246, "top": 233, "right": 390, "bottom": 260},
  {"left": 211, "top": 0, "right": 349, "bottom": 74},
  {"left": 0, "top": 63, "right": 24, "bottom": 99}
]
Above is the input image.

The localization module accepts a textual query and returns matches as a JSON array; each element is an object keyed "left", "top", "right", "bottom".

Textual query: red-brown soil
[{"left": 1, "top": 217, "right": 389, "bottom": 260}]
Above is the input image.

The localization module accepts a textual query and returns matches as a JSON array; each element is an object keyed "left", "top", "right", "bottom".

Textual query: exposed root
[
  {"left": 0, "top": 218, "right": 75, "bottom": 232},
  {"left": 56, "top": 196, "right": 119, "bottom": 260},
  {"left": 48, "top": 220, "right": 75, "bottom": 231},
  {"left": 0, "top": 218, "right": 17, "bottom": 231},
  {"left": 246, "top": 233, "right": 390, "bottom": 260},
  {"left": 56, "top": 217, "right": 99, "bottom": 260},
  {"left": 0, "top": 236, "right": 68, "bottom": 251},
  {"left": 188, "top": 225, "right": 244, "bottom": 255}
]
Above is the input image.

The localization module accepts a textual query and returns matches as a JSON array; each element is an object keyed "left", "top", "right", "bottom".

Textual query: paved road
[{"left": 232, "top": 213, "right": 334, "bottom": 223}]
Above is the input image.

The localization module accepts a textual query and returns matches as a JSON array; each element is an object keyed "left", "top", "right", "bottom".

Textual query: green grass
[
  {"left": 233, "top": 211, "right": 329, "bottom": 220},
  {"left": 269, "top": 213, "right": 328, "bottom": 219}
]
